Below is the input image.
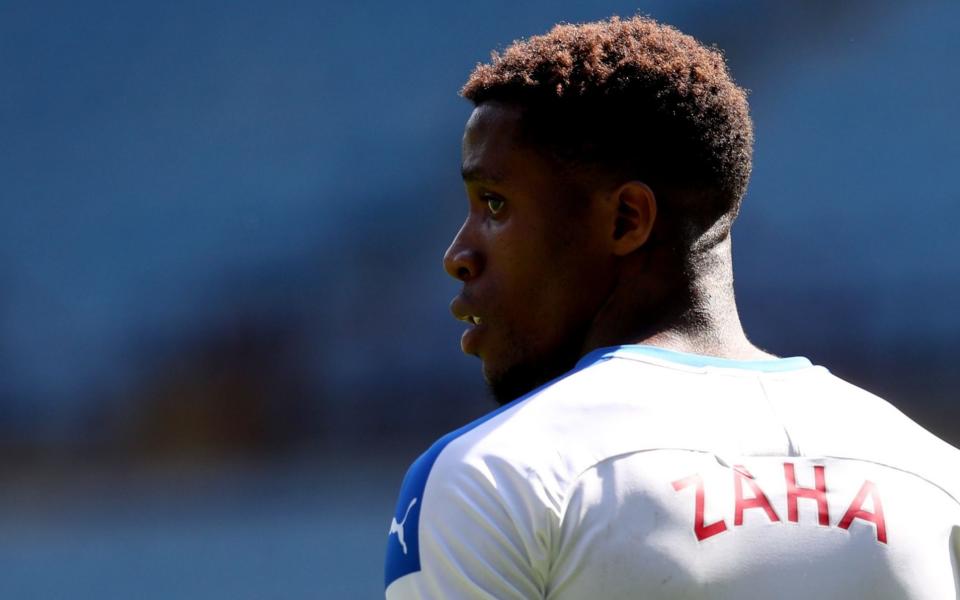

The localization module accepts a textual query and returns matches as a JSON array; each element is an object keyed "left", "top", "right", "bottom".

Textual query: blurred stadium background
[{"left": 1, "top": 0, "right": 958, "bottom": 597}]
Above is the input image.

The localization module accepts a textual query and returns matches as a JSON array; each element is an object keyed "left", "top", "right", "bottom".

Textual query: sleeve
[{"left": 385, "top": 445, "right": 554, "bottom": 600}]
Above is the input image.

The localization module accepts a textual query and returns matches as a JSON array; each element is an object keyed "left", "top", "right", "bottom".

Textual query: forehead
[
  {"left": 461, "top": 102, "right": 528, "bottom": 183},
  {"left": 463, "top": 101, "right": 523, "bottom": 143}
]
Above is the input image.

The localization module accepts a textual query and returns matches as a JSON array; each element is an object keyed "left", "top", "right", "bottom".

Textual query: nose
[{"left": 443, "top": 222, "right": 483, "bottom": 282}]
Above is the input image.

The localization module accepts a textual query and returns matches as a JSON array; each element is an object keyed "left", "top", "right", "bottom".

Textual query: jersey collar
[{"left": 576, "top": 344, "right": 813, "bottom": 373}]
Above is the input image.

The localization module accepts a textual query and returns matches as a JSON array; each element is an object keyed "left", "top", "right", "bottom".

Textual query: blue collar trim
[{"left": 576, "top": 344, "right": 813, "bottom": 373}]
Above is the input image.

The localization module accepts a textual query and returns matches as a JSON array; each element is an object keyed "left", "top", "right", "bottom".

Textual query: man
[{"left": 385, "top": 15, "right": 960, "bottom": 599}]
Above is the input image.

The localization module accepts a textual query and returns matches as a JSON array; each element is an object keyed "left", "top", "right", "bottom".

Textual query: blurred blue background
[{"left": 1, "top": 0, "right": 958, "bottom": 596}]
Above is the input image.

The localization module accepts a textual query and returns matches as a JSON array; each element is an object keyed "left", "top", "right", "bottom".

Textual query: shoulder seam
[{"left": 819, "top": 454, "right": 960, "bottom": 508}]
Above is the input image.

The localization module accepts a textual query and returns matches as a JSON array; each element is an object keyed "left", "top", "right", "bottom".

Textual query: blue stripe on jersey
[
  {"left": 577, "top": 344, "right": 813, "bottom": 372},
  {"left": 384, "top": 395, "right": 523, "bottom": 588}
]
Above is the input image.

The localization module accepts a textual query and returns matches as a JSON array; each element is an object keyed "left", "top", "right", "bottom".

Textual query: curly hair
[{"left": 461, "top": 16, "right": 753, "bottom": 240}]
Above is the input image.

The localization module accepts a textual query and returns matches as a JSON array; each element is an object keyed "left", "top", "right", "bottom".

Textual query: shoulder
[
  {"left": 384, "top": 361, "right": 609, "bottom": 594},
  {"left": 787, "top": 368, "right": 960, "bottom": 503},
  {"left": 396, "top": 356, "right": 612, "bottom": 489},
  {"left": 384, "top": 361, "right": 598, "bottom": 587},
  {"left": 404, "top": 351, "right": 623, "bottom": 487}
]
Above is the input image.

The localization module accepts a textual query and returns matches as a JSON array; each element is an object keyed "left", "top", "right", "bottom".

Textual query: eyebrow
[{"left": 461, "top": 164, "right": 504, "bottom": 184}]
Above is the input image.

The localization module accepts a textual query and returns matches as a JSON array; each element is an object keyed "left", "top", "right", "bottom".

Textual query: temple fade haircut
[{"left": 461, "top": 16, "right": 754, "bottom": 246}]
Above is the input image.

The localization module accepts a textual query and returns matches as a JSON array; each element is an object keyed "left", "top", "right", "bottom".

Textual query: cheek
[
  {"left": 480, "top": 277, "right": 547, "bottom": 357},
  {"left": 495, "top": 275, "right": 576, "bottom": 350},
  {"left": 485, "top": 225, "right": 606, "bottom": 347}
]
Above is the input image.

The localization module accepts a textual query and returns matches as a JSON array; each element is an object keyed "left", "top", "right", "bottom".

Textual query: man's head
[{"left": 444, "top": 16, "right": 754, "bottom": 403}]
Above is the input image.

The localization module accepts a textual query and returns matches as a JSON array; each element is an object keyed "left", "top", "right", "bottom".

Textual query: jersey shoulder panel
[
  {"left": 384, "top": 360, "right": 603, "bottom": 595},
  {"left": 773, "top": 369, "right": 960, "bottom": 504},
  {"left": 383, "top": 393, "right": 524, "bottom": 590}
]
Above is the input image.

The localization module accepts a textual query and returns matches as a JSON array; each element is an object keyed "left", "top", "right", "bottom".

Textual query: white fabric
[{"left": 385, "top": 346, "right": 960, "bottom": 599}]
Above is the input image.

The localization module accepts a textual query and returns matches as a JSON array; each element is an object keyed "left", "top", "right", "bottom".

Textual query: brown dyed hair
[{"left": 462, "top": 16, "right": 753, "bottom": 240}]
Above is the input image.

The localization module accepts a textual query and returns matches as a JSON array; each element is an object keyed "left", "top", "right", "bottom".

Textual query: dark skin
[{"left": 444, "top": 101, "right": 773, "bottom": 404}]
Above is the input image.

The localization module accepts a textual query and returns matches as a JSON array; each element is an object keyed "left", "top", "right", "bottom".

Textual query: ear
[{"left": 610, "top": 181, "right": 657, "bottom": 256}]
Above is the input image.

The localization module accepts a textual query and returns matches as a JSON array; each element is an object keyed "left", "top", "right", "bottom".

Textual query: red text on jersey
[{"left": 672, "top": 463, "right": 887, "bottom": 544}]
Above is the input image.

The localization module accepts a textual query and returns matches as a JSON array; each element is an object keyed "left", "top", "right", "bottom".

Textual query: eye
[{"left": 484, "top": 194, "right": 505, "bottom": 216}]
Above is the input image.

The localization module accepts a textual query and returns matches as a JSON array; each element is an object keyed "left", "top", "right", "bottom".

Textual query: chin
[
  {"left": 480, "top": 331, "right": 589, "bottom": 406},
  {"left": 484, "top": 358, "right": 570, "bottom": 406}
]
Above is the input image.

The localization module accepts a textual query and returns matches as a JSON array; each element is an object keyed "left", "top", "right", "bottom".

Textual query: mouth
[
  {"left": 457, "top": 314, "right": 482, "bottom": 326},
  {"left": 450, "top": 295, "right": 486, "bottom": 355}
]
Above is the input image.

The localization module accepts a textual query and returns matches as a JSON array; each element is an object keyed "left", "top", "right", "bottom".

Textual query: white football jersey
[{"left": 384, "top": 345, "right": 960, "bottom": 599}]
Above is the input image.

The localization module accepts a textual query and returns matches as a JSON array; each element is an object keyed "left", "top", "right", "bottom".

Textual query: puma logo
[{"left": 389, "top": 497, "right": 418, "bottom": 555}]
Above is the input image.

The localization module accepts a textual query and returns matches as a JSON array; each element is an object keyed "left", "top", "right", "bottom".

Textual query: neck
[{"left": 582, "top": 235, "right": 774, "bottom": 360}]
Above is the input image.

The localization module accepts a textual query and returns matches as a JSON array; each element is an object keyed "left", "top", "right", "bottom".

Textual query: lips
[
  {"left": 450, "top": 295, "right": 482, "bottom": 325},
  {"left": 450, "top": 295, "right": 485, "bottom": 355}
]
